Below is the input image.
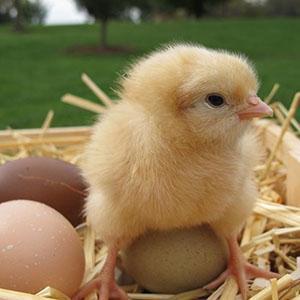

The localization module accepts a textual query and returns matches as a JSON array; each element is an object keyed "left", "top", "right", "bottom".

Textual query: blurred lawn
[{"left": 0, "top": 18, "right": 299, "bottom": 129}]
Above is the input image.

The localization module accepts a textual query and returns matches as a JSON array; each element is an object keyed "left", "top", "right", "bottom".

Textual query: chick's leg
[
  {"left": 205, "top": 234, "right": 279, "bottom": 299},
  {"left": 72, "top": 245, "right": 128, "bottom": 300}
]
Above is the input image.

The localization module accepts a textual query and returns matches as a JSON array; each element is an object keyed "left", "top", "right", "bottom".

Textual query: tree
[
  {"left": 165, "top": 0, "right": 229, "bottom": 18},
  {"left": 265, "top": 0, "right": 300, "bottom": 16},
  {"left": 0, "top": 0, "right": 46, "bottom": 31},
  {"left": 14, "top": 0, "right": 23, "bottom": 31},
  {"left": 15, "top": 0, "right": 46, "bottom": 31},
  {"left": 0, "top": 0, "right": 12, "bottom": 23},
  {"left": 76, "top": 0, "right": 134, "bottom": 49},
  {"left": 22, "top": 0, "right": 46, "bottom": 25}
]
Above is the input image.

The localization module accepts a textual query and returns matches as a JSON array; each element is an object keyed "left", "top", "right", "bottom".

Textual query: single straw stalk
[
  {"left": 276, "top": 102, "right": 300, "bottom": 135},
  {"left": 0, "top": 288, "right": 59, "bottom": 300},
  {"left": 61, "top": 94, "right": 106, "bottom": 114},
  {"left": 265, "top": 83, "right": 280, "bottom": 104},
  {"left": 220, "top": 276, "right": 238, "bottom": 299},
  {"left": 40, "top": 110, "right": 54, "bottom": 138},
  {"left": 270, "top": 279, "right": 279, "bottom": 300},
  {"left": 81, "top": 73, "right": 114, "bottom": 107},
  {"left": 272, "top": 103, "right": 288, "bottom": 126}
]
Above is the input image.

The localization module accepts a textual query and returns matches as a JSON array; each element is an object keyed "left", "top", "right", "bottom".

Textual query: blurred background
[{"left": 0, "top": 0, "right": 299, "bottom": 129}]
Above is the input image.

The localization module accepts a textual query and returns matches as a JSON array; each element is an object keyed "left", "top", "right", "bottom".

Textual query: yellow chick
[{"left": 73, "top": 44, "right": 276, "bottom": 300}]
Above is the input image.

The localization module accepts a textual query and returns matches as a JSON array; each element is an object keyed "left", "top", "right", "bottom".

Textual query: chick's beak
[{"left": 237, "top": 96, "right": 273, "bottom": 120}]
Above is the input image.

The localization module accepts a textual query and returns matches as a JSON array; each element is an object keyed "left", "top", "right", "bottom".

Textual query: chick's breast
[
  {"left": 81, "top": 102, "right": 150, "bottom": 246},
  {"left": 81, "top": 101, "right": 253, "bottom": 247}
]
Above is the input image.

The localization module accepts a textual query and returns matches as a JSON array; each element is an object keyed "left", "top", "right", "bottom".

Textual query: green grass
[{"left": 0, "top": 18, "right": 299, "bottom": 129}]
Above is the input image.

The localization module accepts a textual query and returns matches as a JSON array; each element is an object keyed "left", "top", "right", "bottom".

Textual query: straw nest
[{"left": 0, "top": 75, "right": 300, "bottom": 300}]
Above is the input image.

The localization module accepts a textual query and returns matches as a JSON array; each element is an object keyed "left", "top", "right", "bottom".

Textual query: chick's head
[{"left": 120, "top": 44, "right": 272, "bottom": 144}]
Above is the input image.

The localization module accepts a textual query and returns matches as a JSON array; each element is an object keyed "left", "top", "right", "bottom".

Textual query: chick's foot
[
  {"left": 72, "top": 246, "right": 128, "bottom": 300},
  {"left": 204, "top": 235, "right": 279, "bottom": 300}
]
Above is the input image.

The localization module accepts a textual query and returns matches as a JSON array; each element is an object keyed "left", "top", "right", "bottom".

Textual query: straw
[
  {"left": 61, "top": 94, "right": 107, "bottom": 114},
  {"left": 265, "top": 83, "right": 280, "bottom": 104},
  {"left": 0, "top": 288, "right": 58, "bottom": 300},
  {"left": 81, "top": 73, "right": 114, "bottom": 107},
  {"left": 261, "top": 92, "right": 300, "bottom": 180},
  {"left": 1, "top": 84, "right": 300, "bottom": 299}
]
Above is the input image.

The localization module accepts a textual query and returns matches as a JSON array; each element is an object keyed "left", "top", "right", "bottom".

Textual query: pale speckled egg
[
  {"left": 0, "top": 200, "right": 85, "bottom": 297},
  {"left": 120, "top": 225, "right": 228, "bottom": 294}
]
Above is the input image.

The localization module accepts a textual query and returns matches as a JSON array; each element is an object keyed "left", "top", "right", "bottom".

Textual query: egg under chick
[{"left": 73, "top": 44, "right": 275, "bottom": 300}]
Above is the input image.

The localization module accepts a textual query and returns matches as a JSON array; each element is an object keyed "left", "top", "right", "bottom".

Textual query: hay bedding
[{"left": 0, "top": 75, "right": 300, "bottom": 300}]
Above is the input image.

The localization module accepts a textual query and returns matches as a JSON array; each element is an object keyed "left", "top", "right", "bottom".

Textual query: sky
[{"left": 41, "top": 0, "right": 92, "bottom": 25}]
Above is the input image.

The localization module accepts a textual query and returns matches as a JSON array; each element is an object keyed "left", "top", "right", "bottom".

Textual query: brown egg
[
  {"left": 0, "top": 200, "right": 85, "bottom": 296},
  {"left": 0, "top": 157, "right": 87, "bottom": 226},
  {"left": 120, "top": 225, "right": 228, "bottom": 294}
]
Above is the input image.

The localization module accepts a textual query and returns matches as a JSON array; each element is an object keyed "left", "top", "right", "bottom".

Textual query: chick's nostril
[
  {"left": 247, "top": 96, "right": 260, "bottom": 106},
  {"left": 238, "top": 98, "right": 273, "bottom": 120}
]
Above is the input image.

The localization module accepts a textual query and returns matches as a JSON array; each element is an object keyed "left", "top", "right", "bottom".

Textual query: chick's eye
[{"left": 205, "top": 94, "right": 226, "bottom": 108}]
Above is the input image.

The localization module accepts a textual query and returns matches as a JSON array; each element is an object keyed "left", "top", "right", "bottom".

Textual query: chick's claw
[
  {"left": 72, "top": 246, "right": 128, "bottom": 300},
  {"left": 205, "top": 261, "right": 279, "bottom": 299},
  {"left": 204, "top": 235, "right": 279, "bottom": 300},
  {"left": 72, "top": 277, "right": 128, "bottom": 300}
]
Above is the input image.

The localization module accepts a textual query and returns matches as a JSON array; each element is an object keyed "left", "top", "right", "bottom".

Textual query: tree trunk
[
  {"left": 193, "top": 0, "right": 205, "bottom": 18},
  {"left": 100, "top": 18, "right": 108, "bottom": 49},
  {"left": 14, "top": 0, "right": 24, "bottom": 32},
  {"left": 221, "top": 0, "right": 227, "bottom": 17}
]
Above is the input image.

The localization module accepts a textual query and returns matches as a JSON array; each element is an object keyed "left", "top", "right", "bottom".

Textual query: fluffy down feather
[{"left": 81, "top": 44, "right": 263, "bottom": 248}]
